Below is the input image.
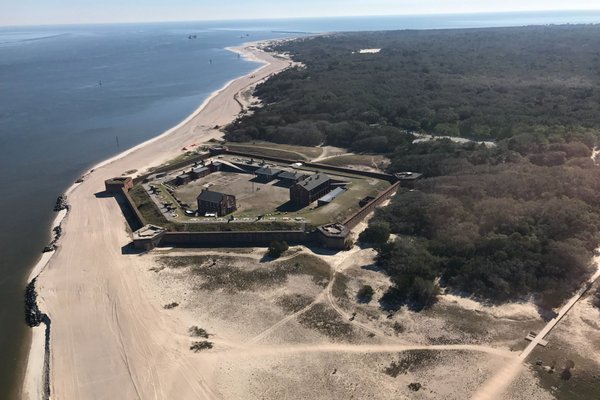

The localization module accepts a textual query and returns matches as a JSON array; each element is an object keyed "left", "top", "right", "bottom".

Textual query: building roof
[
  {"left": 133, "top": 224, "right": 166, "bottom": 240},
  {"left": 197, "top": 190, "right": 226, "bottom": 203},
  {"left": 318, "top": 187, "right": 346, "bottom": 204},
  {"left": 297, "top": 173, "right": 330, "bottom": 192},
  {"left": 255, "top": 166, "right": 282, "bottom": 176},
  {"left": 278, "top": 170, "right": 306, "bottom": 181}
]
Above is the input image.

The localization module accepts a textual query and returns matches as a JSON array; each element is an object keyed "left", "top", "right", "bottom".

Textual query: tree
[
  {"left": 408, "top": 277, "right": 439, "bottom": 309},
  {"left": 356, "top": 285, "right": 375, "bottom": 303},
  {"left": 267, "top": 241, "right": 289, "bottom": 259},
  {"left": 359, "top": 223, "right": 390, "bottom": 245}
]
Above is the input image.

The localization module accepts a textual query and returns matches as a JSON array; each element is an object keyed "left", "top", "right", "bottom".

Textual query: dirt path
[
  {"left": 311, "top": 145, "right": 348, "bottom": 162},
  {"left": 323, "top": 247, "right": 401, "bottom": 340},
  {"left": 218, "top": 343, "right": 515, "bottom": 359}
]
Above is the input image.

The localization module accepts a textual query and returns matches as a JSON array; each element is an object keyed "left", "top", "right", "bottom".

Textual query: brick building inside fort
[
  {"left": 289, "top": 173, "right": 331, "bottom": 207},
  {"left": 197, "top": 189, "right": 237, "bottom": 216}
]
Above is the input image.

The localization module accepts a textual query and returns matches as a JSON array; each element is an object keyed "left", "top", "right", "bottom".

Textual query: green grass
[
  {"left": 129, "top": 185, "right": 176, "bottom": 230},
  {"left": 129, "top": 184, "right": 304, "bottom": 232},
  {"left": 297, "top": 303, "right": 354, "bottom": 339},
  {"left": 318, "top": 154, "right": 390, "bottom": 169},
  {"left": 158, "top": 253, "right": 331, "bottom": 292},
  {"left": 134, "top": 155, "right": 392, "bottom": 230},
  {"left": 275, "top": 253, "right": 331, "bottom": 287},
  {"left": 226, "top": 142, "right": 322, "bottom": 160},
  {"left": 290, "top": 176, "right": 391, "bottom": 226},
  {"left": 180, "top": 221, "right": 305, "bottom": 232},
  {"left": 276, "top": 294, "right": 315, "bottom": 313},
  {"left": 332, "top": 273, "right": 350, "bottom": 299},
  {"left": 383, "top": 350, "right": 440, "bottom": 377}
]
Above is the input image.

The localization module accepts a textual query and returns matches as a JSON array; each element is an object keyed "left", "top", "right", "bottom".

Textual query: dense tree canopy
[
  {"left": 226, "top": 25, "right": 600, "bottom": 307},
  {"left": 227, "top": 25, "right": 600, "bottom": 147}
]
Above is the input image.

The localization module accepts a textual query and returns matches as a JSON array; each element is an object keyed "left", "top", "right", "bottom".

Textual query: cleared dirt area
[
  {"left": 128, "top": 244, "right": 558, "bottom": 400},
  {"left": 175, "top": 171, "right": 290, "bottom": 214},
  {"left": 154, "top": 156, "right": 391, "bottom": 226}
]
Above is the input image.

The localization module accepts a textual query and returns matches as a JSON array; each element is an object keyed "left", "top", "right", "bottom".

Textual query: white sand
[{"left": 21, "top": 43, "right": 293, "bottom": 400}]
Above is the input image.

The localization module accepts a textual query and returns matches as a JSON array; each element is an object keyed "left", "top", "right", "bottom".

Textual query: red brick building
[
  {"left": 289, "top": 173, "right": 331, "bottom": 207},
  {"left": 197, "top": 189, "right": 237, "bottom": 216}
]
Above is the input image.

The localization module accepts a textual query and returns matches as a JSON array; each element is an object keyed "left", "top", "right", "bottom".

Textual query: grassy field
[
  {"left": 129, "top": 184, "right": 177, "bottom": 230},
  {"left": 132, "top": 146, "right": 392, "bottom": 231},
  {"left": 143, "top": 174, "right": 388, "bottom": 228},
  {"left": 225, "top": 141, "right": 323, "bottom": 160},
  {"left": 129, "top": 184, "right": 302, "bottom": 232},
  {"left": 318, "top": 154, "right": 390, "bottom": 170},
  {"left": 288, "top": 175, "right": 391, "bottom": 226},
  {"left": 158, "top": 253, "right": 331, "bottom": 292}
]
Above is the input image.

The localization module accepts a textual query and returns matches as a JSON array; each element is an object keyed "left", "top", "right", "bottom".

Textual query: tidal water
[{"left": 2, "top": 11, "right": 600, "bottom": 398}]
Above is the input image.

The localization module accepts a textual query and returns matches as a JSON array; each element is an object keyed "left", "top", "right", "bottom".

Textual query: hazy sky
[{"left": 2, "top": 0, "right": 600, "bottom": 26}]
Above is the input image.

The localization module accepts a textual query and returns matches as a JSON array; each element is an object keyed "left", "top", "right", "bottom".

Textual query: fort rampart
[{"left": 110, "top": 147, "right": 407, "bottom": 250}]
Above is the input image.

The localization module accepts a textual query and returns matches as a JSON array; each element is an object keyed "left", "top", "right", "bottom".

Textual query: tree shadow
[
  {"left": 273, "top": 180, "right": 294, "bottom": 189},
  {"left": 276, "top": 200, "right": 303, "bottom": 212},
  {"left": 121, "top": 243, "right": 146, "bottom": 255},
  {"left": 361, "top": 263, "right": 384, "bottom": 272},
  {"left": 95, "top": 190, "right": 144, "bottom": 231},
  {"left": 305, "top": 245, "right": 341, "bottom": 256},
  {"left": 94, "top": 190, "right": 112, "bottom": 198}
]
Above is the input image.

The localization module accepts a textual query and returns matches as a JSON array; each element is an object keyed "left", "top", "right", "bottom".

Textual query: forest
[{"left": 225, "top": 25, "right": 600, "bottom": 308}]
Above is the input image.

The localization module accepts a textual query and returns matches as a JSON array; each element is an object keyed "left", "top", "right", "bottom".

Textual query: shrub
[
  {"left": 592, "top": 287, "right": 600, "bottom": 309},
  {"left": 359, "top": 223, "right": 390, "bottom": 245},
  {"left": 190, "top": 341, "right": 213, "bottom": 352},
  {"left": 188, "top": 326, "right": 210, "bottom": 338},
  {"left": 268, "top": 241, "right": 289, "bottom": 259},
  {"left": 356, "top": 285, "right": 375, "bottom": 303}
]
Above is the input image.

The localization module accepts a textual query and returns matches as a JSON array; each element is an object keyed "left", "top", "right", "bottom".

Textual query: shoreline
[
  {"left": 25, "top": 39, "right": 272, "bottom": 284},
  {"left": 21, "top": 40, "right": 293, "bottom": 400}
]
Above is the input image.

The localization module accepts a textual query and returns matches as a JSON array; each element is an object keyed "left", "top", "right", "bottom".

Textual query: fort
[{"left": 105, "top": 145, "right": 420, "bottom": 251}]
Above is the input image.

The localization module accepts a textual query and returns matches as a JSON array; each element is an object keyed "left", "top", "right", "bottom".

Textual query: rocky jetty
[
  {"left": 25, "top": 278, "right": 43, "bottom": 327},
  {"left": 53, "top": 195, "right": 69, "bottom": 212}
]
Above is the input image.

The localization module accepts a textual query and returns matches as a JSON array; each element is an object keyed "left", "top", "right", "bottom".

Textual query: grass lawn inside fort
[{"left": 129, "top": 149, "right": 392, "bottom": 231}]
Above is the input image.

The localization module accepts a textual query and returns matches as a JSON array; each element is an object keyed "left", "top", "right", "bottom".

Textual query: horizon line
[{"left": 2, "top": 8, "right": 600, "bottom": 29}]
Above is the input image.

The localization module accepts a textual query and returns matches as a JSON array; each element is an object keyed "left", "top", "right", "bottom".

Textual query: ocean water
[{"left": 2, "top": 11, "right": 600, "bottom": 398}]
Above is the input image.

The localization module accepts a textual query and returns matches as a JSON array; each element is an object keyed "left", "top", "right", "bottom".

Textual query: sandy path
[
  {"left": 311, "top": 146, "right": 348, "bottom": 162},
  {"left": 245, "top": 246, "right": 394, "bottom": 345},
  {"left": 22, "top": 44, "right": 293, "bottom": 400},
  {"left": 214, "top": 343, "right": 515, "bottom": 359}
]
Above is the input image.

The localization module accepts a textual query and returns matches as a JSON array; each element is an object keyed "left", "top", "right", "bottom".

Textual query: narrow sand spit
[{"left": 22, "top": 43, "right": 293, "bottom": 400}]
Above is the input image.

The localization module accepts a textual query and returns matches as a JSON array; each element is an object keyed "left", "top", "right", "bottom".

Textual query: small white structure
[{"left": 358, "top": 48, "right": 381, "bottom": 54}]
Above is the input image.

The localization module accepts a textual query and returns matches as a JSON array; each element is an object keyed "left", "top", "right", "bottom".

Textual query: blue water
[{"left": 2, "top": 11, "right": 600, "bottom": 399}]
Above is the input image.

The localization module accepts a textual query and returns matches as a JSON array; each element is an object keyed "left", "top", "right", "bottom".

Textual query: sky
[{"left": 2, "top": 0, "right": 600, "bottom": 26}]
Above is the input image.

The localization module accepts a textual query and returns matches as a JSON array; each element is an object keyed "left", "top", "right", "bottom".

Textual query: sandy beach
[{"left": 21, "top": 42, "right": 293, "bottom": 400}]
